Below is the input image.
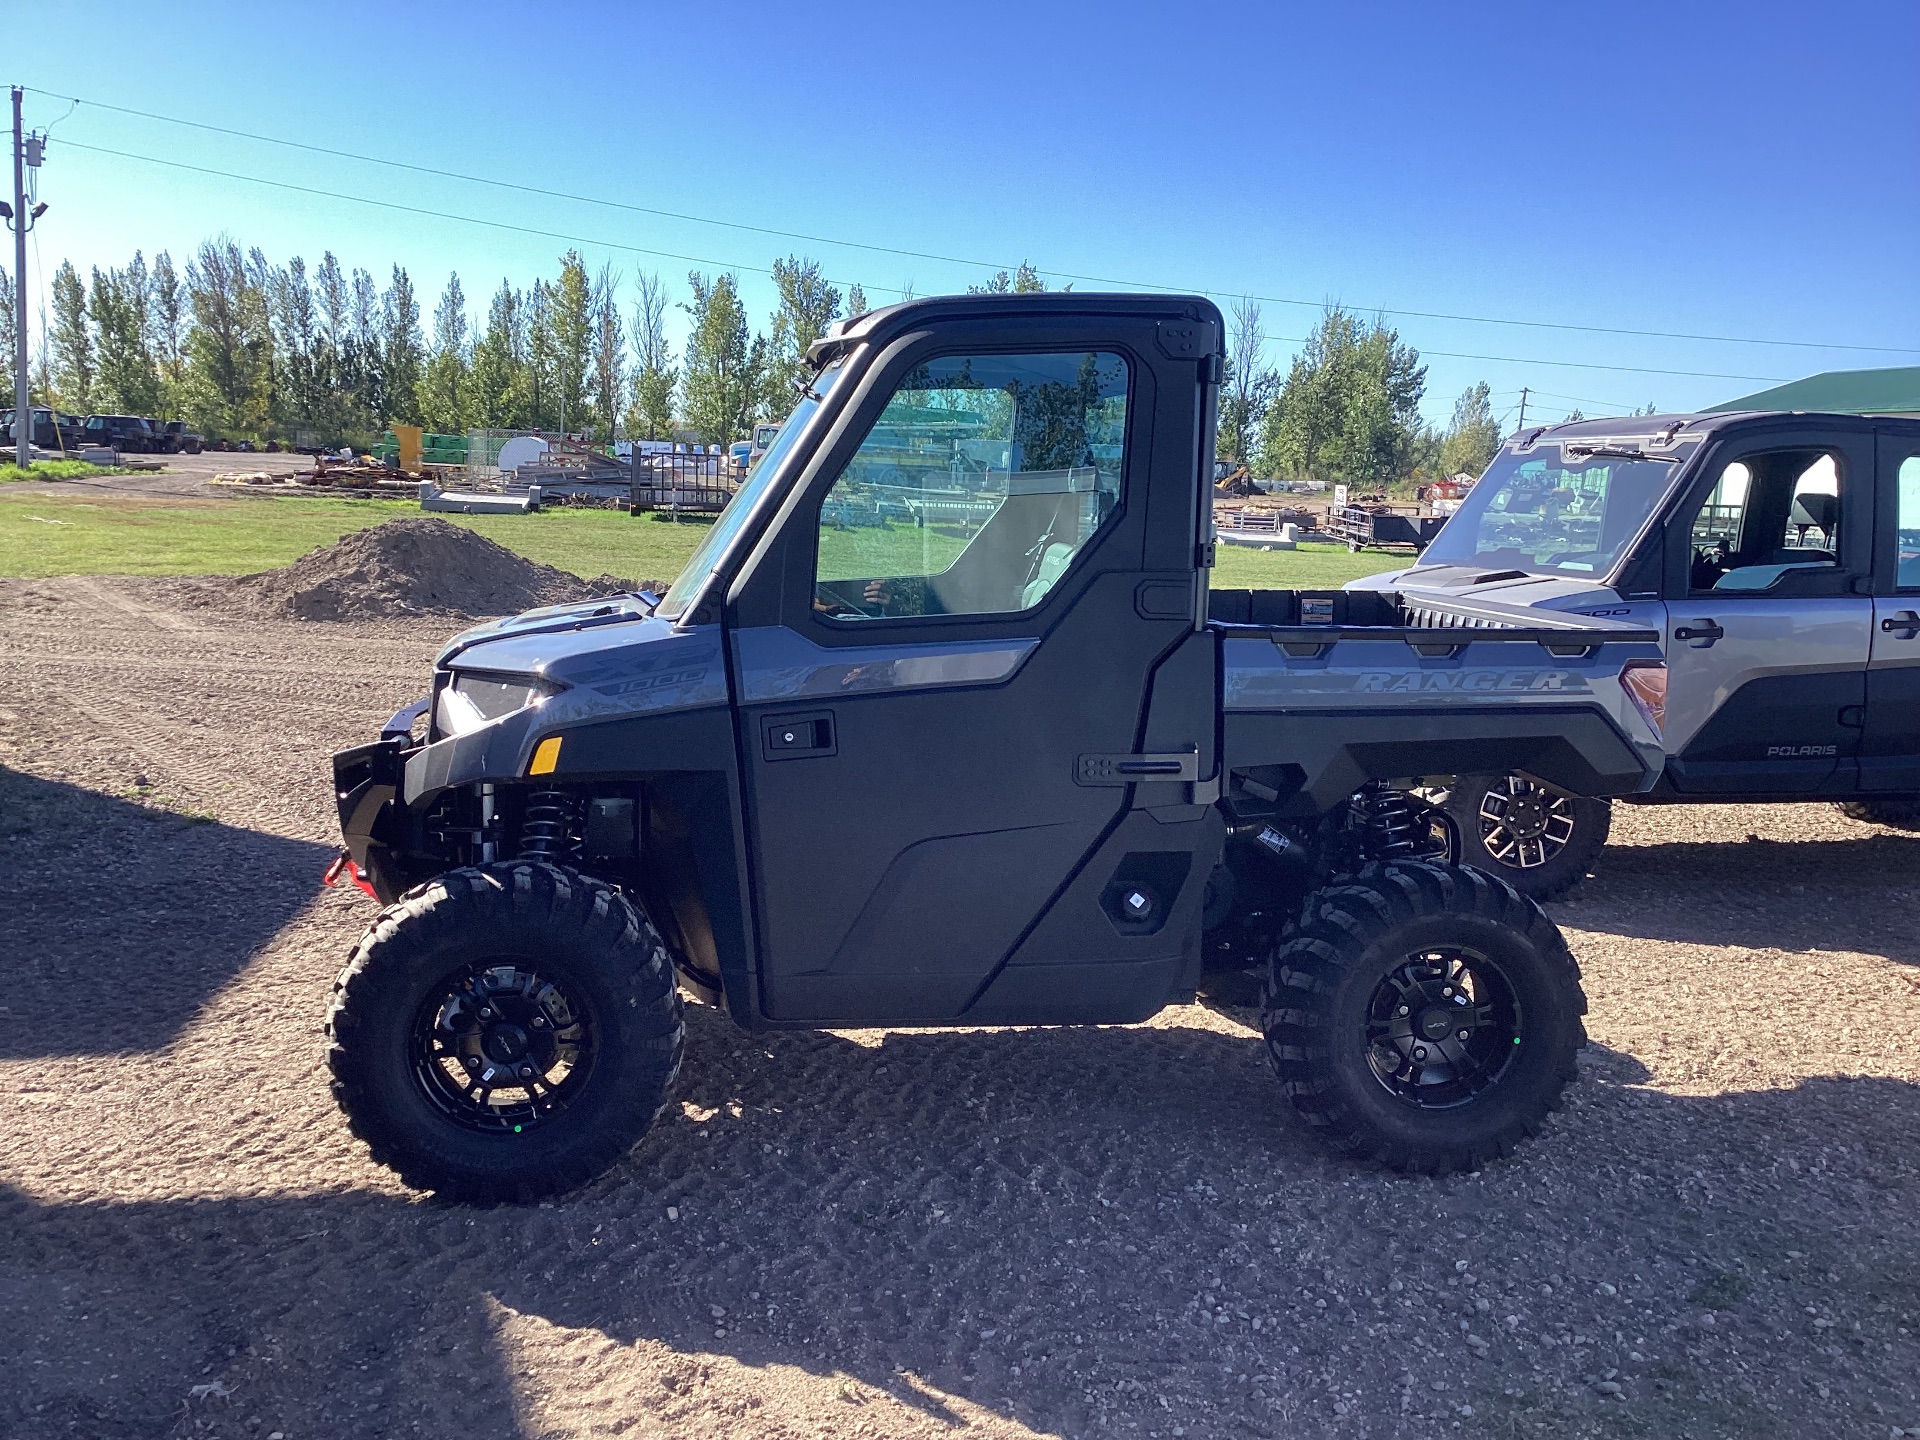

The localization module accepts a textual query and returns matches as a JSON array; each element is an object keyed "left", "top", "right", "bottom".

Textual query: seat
[
  {"left": 1021, "top": 543, "right": 1077, "bottom": 609},
  {"left": 1790, "top": 492, "right": 1837, "bottom": 544}
]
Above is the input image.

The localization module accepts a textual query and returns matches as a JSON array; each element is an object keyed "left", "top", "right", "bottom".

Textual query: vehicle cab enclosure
[
  {"left": 335, "top": 294, "right": 1661, "bottom": 1037},
  {"left": 343, "top": 295, "right": 1226, "bottom": 1030},
  {"left": 1353, "top": 411, "right": 1920, "bottom": 802}
]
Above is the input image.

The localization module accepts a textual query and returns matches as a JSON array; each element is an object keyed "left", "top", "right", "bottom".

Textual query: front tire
[
  {"left": 326, "top": 862, "right": 684, "bottom": 1202},
  {"left": 1263, "top": 861, "right": 1586, "bottom": 1174},
  {"left": 1443, "top": 773, "right": 1610, "bottom": 901}
]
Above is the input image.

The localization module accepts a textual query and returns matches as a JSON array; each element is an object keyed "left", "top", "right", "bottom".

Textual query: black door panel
[
  {"left": 1667, "top": 670, "right": 1865, "bottom": 794},
  {"left": 745, "top": 572, "right": 1194, "bottom": 1022}
]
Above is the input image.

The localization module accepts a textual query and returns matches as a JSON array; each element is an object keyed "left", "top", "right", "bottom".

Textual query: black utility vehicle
[
  {"left": 82, "top": 414, "right": 158, "bottom": 452},
  {"left": 327, "top": 293, "right": 1668, "bottom": 1201},
  {"left": 155, "top": 420, "right": 203, "bottom": 454}
]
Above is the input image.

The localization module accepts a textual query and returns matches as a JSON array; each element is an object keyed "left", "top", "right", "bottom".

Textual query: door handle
[
  {"left": 1882, "top": 610, "right": 1920, "bottom": 639},
  {"left": 1674, "top": 620, "right": 1724, "bottom": 645},
  {"left": 761, "top": 710, "right": 836, "bottom": 761}
]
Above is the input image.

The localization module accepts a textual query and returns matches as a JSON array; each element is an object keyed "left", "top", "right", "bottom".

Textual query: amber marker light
[
  {"left": 528, "top": 736, "right": 564, "bottom": 775},
  {"left": 1619, "top": 662, "right": 1666, "bottom": 738}
]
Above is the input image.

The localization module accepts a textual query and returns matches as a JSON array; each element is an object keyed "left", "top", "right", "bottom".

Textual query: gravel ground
[
  {"left": 4, "top": 450, "right": 315, "bottom": 500},
  {"left": 1, "top": 575, "right": 1917, "bottom": 1440}
]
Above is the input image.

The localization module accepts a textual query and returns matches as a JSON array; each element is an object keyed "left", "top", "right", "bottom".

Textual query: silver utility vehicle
[{"left": 1353, "top": 411, "right": 1920, "bottom": 897}]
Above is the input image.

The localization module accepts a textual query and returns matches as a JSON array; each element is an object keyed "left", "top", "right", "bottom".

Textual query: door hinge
[
  {"left": 1196, "top": 539, "right": 1217, "bottom": 569},
  {"left": 1155, "top": 316, "right": 1221, "bottom": 362},
  {"left": 1077, "top": 751, "right": 1200, "bottom": 784},
  {"left": 1076, "top": 749, "right": 1220, "bottom": 805}
]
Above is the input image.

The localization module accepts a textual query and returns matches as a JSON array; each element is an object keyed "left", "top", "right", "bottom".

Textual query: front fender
[{"left": 332, "top": 736, "right": 414, "bottom": 901}]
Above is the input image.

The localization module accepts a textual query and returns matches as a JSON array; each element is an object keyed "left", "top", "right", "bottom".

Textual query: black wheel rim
[
  {"left": 1477, "top": 775, "right": 1576, "bottom": 870},
  {"left": 1363, "top": 948, "right": 1521, "bottom": 1108},
  {"left": 411, "top": 961, "right": 596, "bottom": 1134}
]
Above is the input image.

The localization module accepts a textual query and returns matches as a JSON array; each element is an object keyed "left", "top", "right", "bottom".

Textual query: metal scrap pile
[{"left": 510, "top": 441, "right": 634, "bottom": 504}]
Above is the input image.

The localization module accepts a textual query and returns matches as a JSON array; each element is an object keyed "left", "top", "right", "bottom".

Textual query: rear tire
[
  {"left": 1263, "top": 861, "right": 1586, "bottom": 1174},
  {"left": 1834, "top": 799, "right": 1920, "bottom": 833},
  {"left": 1443, "top": 773, "right": 1610, "bottom": 901},
  {"left": 326, "top": 862, "right": 684, "bottom": 1202}
]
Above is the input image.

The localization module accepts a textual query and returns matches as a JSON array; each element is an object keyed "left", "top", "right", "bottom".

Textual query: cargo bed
[{"left": 1206, "top": 587, "right": 1666, "bottom": 813}]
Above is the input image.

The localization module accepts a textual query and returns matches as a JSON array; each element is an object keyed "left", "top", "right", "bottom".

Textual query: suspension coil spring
[
  {"left": 517, "top": 789, "right": 579, "bottom": 862},
  {"left": 1354, "top": 783, "right": 1421, "bottom": 859}
]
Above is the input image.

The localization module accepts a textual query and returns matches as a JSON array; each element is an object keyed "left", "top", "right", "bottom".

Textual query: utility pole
[
  {"left": 10, "top": 87, "right": 28, "bottom": 469},
  {"left": 1514, "top": 386, "right": 1529, "bottom": 435}
]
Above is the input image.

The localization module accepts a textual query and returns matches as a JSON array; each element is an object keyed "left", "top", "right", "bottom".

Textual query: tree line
[
  {"left": 2, "top": 239, "right": 1643, "bottom": 480},
  {"left": 1216, "top": 299, "right": 1656, "bottom": 487},
  {"left": 4, "top": 241, "right": 885, "bottom": 448},
  {"left": 1220, "top": 299, "right": 1492, "bottom": 487}
]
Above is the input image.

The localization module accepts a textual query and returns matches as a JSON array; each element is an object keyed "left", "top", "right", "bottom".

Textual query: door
[
  {"left": 1663, "top": 430, "right": 1873, "bottom": 794},
  {"left": 730, "top": 316, "right": 1218, "bottom": 1024},
  {"left": 1862, "top": 433, "right": 1920, "bottom": 791}
]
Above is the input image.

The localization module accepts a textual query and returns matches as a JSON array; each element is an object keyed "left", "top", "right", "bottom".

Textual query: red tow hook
[{"left": 323, "top": 849, "right": 379, "bottom": 900}]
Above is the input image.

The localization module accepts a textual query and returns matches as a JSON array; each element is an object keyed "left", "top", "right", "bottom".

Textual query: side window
[
  {"left": 1896, "top": 456, "right": 1920, "bottom": 591},
  {"left": 813, "top": 351, "right": 1129, "bottom": 621},
  {"left": 1686, "top": 447, "right": 1844, "bottom": 594},
  {"left": 1689, "top": 460, "right": 1749, "bottom": 559}
]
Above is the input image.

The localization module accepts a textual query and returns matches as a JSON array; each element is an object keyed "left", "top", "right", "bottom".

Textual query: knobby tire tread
[
  {"left": 1261, "top": 859, "right": 1586, "bottom": 1175},
  {"left": 325, "top": 862, "right": 684, "bottom": 1202}
]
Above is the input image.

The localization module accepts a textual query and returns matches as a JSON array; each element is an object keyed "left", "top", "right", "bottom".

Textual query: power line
[
  {"left": 30, "top": 84, "right": 1920, "bottom": 361},
  {"left": 50, "top": 139, "right": 1803, "bottom": 387},
  {"left": 57, "top": 139, "right": 910, "bottom": 300},
  {"left": 1525, "top": 386, "right": 1655, "bottom": 410}
]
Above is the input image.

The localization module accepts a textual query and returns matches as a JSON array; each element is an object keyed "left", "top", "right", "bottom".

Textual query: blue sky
[{"left": 9, "top": 0, "right": 1918, "bottom": 426}]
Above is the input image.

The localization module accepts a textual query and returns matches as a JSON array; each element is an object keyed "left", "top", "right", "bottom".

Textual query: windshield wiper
[{"left": 1562, "top": 444, "right": 1680, "bottom": 462}]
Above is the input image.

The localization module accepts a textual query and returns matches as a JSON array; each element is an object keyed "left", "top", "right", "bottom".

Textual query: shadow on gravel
[
  {"left": 0, "top": 766, "right": 333, "bottom": 1059},
  {"left": 1565, "top": 831, "right": 1920, "bottom": 964},
  {"left": 6, "top": 1022, "right": 1920, "bottom": 1439}
]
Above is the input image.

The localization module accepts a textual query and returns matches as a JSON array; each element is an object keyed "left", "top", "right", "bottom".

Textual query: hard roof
[
  {"left": 1710, "top": 366, "right": 1920, "bottom": 416},
  {"left": 1509, "top": 406, "right": 1920, "bottom": 453}
]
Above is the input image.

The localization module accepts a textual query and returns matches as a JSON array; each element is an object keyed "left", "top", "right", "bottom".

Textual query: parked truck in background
[
  {"left": 1350, "top": 410, "right": 1920, "bottom": 897},
  {"left": 2, "top": 407, "right": 85, "bottom": 452},
  {"left": 81, "top": 414, "right": 159, "bottom": 453}
]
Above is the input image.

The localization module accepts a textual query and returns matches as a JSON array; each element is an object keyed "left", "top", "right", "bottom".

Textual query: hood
[
  {"left": 436, "top": 594, "right": 656, "bottom": 667},
  {"left": 1349, "top": 564, "right": 1625, "bottom": 614},
  {"left": 438, "top": 614, "right": 729, "bottom": 746}
]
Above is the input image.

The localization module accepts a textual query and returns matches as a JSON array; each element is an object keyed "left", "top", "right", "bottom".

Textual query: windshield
[
  {"left": 1418, "top": 444, "right": 1687, "bottom": 578},
  {"left": 655, "top": 363, "right": 844, "bottom": 620}
]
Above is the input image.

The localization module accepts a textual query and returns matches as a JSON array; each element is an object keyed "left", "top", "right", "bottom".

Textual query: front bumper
[{"left": 332, "top": 735, "right": 413, "bottom": 902}]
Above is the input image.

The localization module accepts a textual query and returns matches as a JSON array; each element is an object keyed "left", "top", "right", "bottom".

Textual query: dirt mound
[{"left": 223, "top": 517, "right": 652, "bottom": 621}]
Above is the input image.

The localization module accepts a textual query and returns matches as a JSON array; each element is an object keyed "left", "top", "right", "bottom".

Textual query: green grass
[
  {"left": 818, "top": 521, "right": 970, "bottom": 581},
  {"left": 0, "top": 490, "right": 1403, "bottom": 593},
  {"left": 0, "top": 492, "right": 714, "bottom": 585},
  {"left": 0, "top": 460, "right": 125, "bottom": 484},
  {"left": 1214, "top": 539, "right": 1402, "bottom": 589}
]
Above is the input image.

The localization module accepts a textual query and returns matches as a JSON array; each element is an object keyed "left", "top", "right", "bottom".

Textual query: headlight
[{"left": 435, "top": 672, "right": 559, "bottom": 737}]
